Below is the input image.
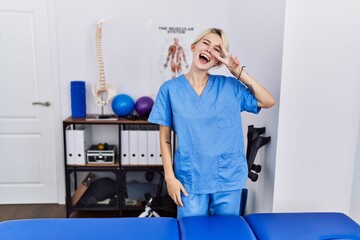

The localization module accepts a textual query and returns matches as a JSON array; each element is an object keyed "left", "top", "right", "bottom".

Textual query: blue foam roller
[{"left": 70, "top": 81, "right": 86, "bottom": 118}]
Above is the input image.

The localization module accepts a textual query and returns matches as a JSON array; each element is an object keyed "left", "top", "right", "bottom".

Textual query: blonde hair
[{"left": 191, "top": 28, "right": 229, "bottom": 52}]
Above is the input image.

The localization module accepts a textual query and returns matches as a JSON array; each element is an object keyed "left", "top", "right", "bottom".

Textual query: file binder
[
  {"left": 65, "top": 125, "right": 92, "bottom": 165},
  {"left": 65, "top": 125, "right": 76, "bottom": 165},
  {"left": 147, "top": 130, "right": 158, "bottom": 165},
  {"left": 120, "top": 129, "right": 130, "bottom": 165},
  {"left": 155, "top": 130, "right": 162, "bottom": 165},
  {"left": 138, "top": 130, "right": 148, "bottom": 165},
  {"left": 129, "top": 130, "right": 139, "bottom": 165},
  {"left": 74, "top": 125, "right": 92, "bottom": 165}
]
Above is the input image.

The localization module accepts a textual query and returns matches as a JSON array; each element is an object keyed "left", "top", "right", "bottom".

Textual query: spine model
[{"left": 92, "top": 18, "right": 117, "bottom": 107}]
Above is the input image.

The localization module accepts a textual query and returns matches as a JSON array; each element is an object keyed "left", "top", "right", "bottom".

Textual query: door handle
[{"left": 32, "top": 101, "right": 51, "bottom": 107}]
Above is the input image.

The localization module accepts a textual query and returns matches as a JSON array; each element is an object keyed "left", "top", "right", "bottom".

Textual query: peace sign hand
[{"left": 214, "top": 44, "right": 242, "bottom": 77}]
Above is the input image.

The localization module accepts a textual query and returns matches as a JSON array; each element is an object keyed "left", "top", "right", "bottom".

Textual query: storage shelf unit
[{"left": 63, "top": 117, "right": 175, "bottom": 218}]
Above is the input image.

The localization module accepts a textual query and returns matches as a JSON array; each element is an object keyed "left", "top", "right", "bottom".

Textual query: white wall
[
  {"left": 228, "top": 1, "right": 285, "bottom": 213},
  {"left": 350, "top": 120, "right": 360, "bottom": 222},
  {"left": 274, "top": 0, "right": 360, "bottom": 220},
  {"left": 54, "top": 0, "right": 284, "bottom": 209},
  {"left": 55, "top": 0, "right": 232, "bottom": 117}
]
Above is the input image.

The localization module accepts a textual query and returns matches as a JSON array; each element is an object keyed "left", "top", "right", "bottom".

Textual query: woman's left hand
[
  {"left": 214, "top": 44, "right": 276, "bottom": 109},
  {"left": 214, "top": 44, "right": 241, "bottom": 77}
]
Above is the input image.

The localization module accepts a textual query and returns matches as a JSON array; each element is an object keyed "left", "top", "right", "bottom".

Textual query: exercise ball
[
  {"left": 135, "top": 96, "right": 154, "bottom": 117},
  {"left": 111, "top": 94, "right": 135, "bottom": 117}
]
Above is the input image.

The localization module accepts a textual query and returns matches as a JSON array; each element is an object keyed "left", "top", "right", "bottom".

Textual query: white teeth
[{"left": 200, "top": 53, "right": 210, "bottom": 62}]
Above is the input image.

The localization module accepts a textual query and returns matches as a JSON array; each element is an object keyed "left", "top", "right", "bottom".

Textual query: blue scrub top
[{"left": 148, "top": 74, "right": 260, "bottom": 194}]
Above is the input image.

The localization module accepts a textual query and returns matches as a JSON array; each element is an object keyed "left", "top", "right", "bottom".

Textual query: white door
[{"left": 0, "top": 0, "right": 58, "bottom": 203}]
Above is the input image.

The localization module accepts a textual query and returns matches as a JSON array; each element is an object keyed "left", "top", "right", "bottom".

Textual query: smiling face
[{"left": 191, "top": 32, "right": 225, "bottom": 70}]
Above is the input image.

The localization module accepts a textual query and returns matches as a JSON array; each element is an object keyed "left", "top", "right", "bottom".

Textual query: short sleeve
[
  {"left": 234, "top": 80, "right": 261, "bottom": 114},
  {"left": 148, "top": 83, "right": 172, "bottom": 127}
]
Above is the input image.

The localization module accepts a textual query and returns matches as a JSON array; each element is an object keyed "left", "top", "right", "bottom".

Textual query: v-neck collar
[{"left": 181, "top": 74, "right": 212, "bottom": 100}]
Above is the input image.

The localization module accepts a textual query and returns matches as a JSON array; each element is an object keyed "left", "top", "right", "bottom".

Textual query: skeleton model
[{"left": 92, "top": 18, "right": 117, "bottom": 109}]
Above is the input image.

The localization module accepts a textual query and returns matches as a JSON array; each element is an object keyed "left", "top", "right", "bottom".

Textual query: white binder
[
  {"left": 129, "top": 130, "right": 139, "bottom": 165},
  {"left": 74, "top": 125, "right": 92, "bottom": 165},
  {"left": 138, "top": 131, "right": 148, "bottom": 165},
  {"left": 120, "top": 129, "right": 130, "bottom": 165},
  {"left": 155, "top": 130, "right": 163, "bottom": 165},
  {"left": 147, "top": 130, "right": 157, "bottom": 165},
  {"left": 65, "top": 125, "right": 76, "bottom": 165}
]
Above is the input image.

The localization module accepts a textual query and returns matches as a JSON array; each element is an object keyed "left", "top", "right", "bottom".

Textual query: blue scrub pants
[{"left": 177, "top": 189, "right": 242, "bottom": 218}]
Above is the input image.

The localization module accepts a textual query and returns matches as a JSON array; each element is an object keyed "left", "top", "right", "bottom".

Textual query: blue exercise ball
[{"left": 111, "top": 94, "right": 135, "bottom": 117}]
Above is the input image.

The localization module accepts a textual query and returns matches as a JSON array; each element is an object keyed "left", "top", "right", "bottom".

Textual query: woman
[{"left": 148, "top": 28, "right": 275, "bottom": 218}]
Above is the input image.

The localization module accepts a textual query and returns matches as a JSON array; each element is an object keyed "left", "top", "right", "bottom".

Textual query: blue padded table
[
  {"left": 178, "top": 215, "right": 257, "bottom": 240},
  {"left": 0, "top": 217, "right": 180, "bottom": 240},
  {"left": 245, "top": 212, "right": 360, "bottom": 240}
]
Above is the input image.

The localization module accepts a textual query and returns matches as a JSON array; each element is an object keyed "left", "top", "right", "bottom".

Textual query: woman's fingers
[
  {"left": 213, "top": 52, "right": 226, "bottom": 64},
  {"left": 180, "top": 184, "right": 188, "bottom": 197},
  {"left": 170, "top": 191, "right": 182, "bottom": 206},
  {"left": 233, "top": 55, "right": 240, "bottom": 65},
  {"left": 175, "top": 194, "right": 183, "bottom": 207},
  {"left": 176, "top": 184, "right": 188, "bottom": 207},
  {"left": 220, "top": 43, "right": 229, "bottom": 58},
  {"left": 167, "top": 178, "right": 188, "bottom": 207}
]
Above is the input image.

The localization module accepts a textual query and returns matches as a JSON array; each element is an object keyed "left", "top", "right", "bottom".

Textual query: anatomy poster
[{"left": 150, "top": 25, "right": 198, "bottom": 97}]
